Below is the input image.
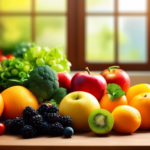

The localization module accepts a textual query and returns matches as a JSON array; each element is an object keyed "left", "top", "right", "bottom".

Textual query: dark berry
[
  {"left": 23, "top": 106, "right": 38, "bottom": 123},
  {"left": 47, "top": 113, "right": 60, "bottom": 123},
  {"left": 63, "top": 127, "right": 74, "bottom": 138},
  {"left": 10, "top": 117, "right": 25, "bottom": 134},
  {"left": 37, "top": 103, "right": 50, "bottom": 115},
  {"left": 48, "top": 105, "right": 59, "bottom": 113},
  {"left": 41, "top": 112, "right": 48, "bottom": 121},
  {"left": 49, "top": 122, "right": 64, "bottom": 136},
  {"left": 21, "top": 125, "right": 37, "bottom": 139},
  {"left": 37, "top": 121, "right": 49, "bottom": 135},
  {"left": 4, "top": 119, "right": 12, "bottom": 133},
  {"left": 30, "top": 115, "right": 43, "bottom": 128},
  {"left": 60, "top": 116, "right": 73, "bottom": 127}
]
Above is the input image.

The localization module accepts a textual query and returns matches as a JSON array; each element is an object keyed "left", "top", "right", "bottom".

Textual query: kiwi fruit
[{"left": 88, "top": 109, "right": 114, "bottom": 134}]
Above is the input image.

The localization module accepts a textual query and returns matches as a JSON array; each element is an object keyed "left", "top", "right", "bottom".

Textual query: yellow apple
[{"left": 59, "top": 91, "right": 100, "bottom": 131}]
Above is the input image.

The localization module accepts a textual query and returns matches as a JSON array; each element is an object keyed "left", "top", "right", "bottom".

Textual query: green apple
[{"left": 59, "top": 91, "right": 100, "bottom": 131}]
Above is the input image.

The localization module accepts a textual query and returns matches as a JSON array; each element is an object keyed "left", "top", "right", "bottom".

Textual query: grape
[
  {"left": 23, "top": 46, "right": 72, "bottom": 73},
  {"left": 36, "top": 58, "right": 45, "bottom": 66},
  {"left": 51, "top": 64, "right": 64, "bottom": 72},
  {"left": 11, "top": 69, "right": 19, "bottom": 76}
]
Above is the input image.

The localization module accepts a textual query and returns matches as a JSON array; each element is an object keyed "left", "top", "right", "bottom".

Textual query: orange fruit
[
  {"left": 1, "top": 86, "right": 39, "bottom": 119},
  {"left": 99, "top": 94, "right": 128, "bottom": 113},
  {"left": 126, "top": 84, "right": 150, "bottom": 103},
  {"left": 112, "top": 105, "right": 141, "bottom": 133},
  {"left": 129, "top": 92, "right": 150, "bottom": 129},
  {"left": 0, "top": 94, "right": 4, "bottom": 116}
]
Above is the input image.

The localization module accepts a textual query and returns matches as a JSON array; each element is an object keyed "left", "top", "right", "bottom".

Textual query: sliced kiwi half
[{"left": 88, "top": 109, "right": 114, "bottom": 134}]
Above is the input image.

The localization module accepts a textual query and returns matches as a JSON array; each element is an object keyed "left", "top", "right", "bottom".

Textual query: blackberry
[
  {"left": 21, "top": 125, "right": 37, "bottom": 139},
  {"left": 30, "top": 115, "right": 43, "bottom": 128},
  {"left": 10, "top": 117, "right": 25, "bottom": 134},
  {"left": 47, "top": 113, "right": 60, "bottom": 123},
  {"left": 60, "top": 116, "right": 73, "bottom": 127},
  {"left": 48, "top": 105, "right": 59, "bottom": 113},
  {"left": 4, "top": 119, "right": 12, "bottom": 133},
  {"left": 37, "top": 103, "right": 50, "bottom": 115},
  {"left": 23, "top": 106, "right": 38, "bottom": 124},
  {"left": 37, "top": 121, "right": 49, "bottom": 135},
  {"left": 49, "top": 122, "right": 64, "bottom": 136},
  {"left": 41, "top": 112, "right": 48, "bottom": 121}
]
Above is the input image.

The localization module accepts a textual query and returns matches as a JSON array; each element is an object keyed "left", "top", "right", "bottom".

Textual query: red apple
[
  {"left": 100, "top": 66, "right": 130, "bottom": 93},
  {"left": 57, "top": 71, "right": 72, "bottom": 92},
  {"left": 71, "top": 67, "right": 107, "bottom": 101}
]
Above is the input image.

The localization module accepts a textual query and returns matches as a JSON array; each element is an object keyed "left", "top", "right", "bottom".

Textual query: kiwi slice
[{"left": 88, "top": 109, "right": 114, "bottom": 134}]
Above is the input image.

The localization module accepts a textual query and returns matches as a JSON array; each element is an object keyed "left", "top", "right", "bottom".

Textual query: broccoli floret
[
  {"left": 52, "top": 88, "right": 67, "bottom": 104},
  {"left": 27, "top": 65, "right": 59, "bottom": 103}
]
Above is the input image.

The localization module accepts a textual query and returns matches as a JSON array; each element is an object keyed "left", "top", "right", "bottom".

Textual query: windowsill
[{"left": 70, "top": 71, "right": 150, "bottom": 86}]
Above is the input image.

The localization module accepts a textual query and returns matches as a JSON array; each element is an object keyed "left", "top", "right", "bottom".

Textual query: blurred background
[{"left": 0, "top": 0, "right": 149, "bottom": 71}]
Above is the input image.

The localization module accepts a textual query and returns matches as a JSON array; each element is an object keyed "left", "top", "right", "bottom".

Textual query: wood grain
[{"left": 0, "top": 131, "right": 150, "bottom": 150}]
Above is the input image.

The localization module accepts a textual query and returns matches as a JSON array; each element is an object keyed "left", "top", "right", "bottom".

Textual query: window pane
[
  {"left": 86, "top": 16, "right": 114, "bottom": 62},
  {"left": 36, "top": 0, "right": 66, "bottom": 12},
  {"left": 118, "top": 17, "right": 147, "bottom": 63},
  {"left": 86, "top": 0, "right": 114, "bottom": 13},
  {"left": 0, "top": 0, "right": 31, "bottom": 12},
  {"left": 118, "top": 0, "right": 147, "bottom": 12},
  {"left": 35, "top": 17, "right": 66, "bottom": 54},
  {"left": 0, "top": 17, "right": 31, "bottom": 53}
]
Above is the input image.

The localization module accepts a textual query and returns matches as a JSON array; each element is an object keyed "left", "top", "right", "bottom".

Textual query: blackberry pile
[{"left": 4, "top": 103, "right": 74, "bottom": 139}]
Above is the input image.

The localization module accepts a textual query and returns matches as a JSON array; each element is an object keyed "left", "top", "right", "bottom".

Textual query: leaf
[{"left": 107, "top": 83, "right": 125, "bottom": 101}]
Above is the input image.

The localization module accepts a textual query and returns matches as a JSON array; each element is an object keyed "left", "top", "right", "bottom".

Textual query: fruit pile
[
  {"left": 1, "top": 42, "right": 150, "bottom": 139},
  {"left": 1, "top": 104, "right": 73, "bottom": 138}
]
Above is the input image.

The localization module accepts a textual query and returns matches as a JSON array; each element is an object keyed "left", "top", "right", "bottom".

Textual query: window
[
  {"left": 0, "top": 0, "right": 76, "bottom": 57},
  {"left": 0, "top": 0, "right": 149, "bottom": 71}
]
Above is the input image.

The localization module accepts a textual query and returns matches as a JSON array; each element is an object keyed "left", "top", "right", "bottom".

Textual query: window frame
[{"left": 76, "top": 0, "right": 150, "bottom": 71}]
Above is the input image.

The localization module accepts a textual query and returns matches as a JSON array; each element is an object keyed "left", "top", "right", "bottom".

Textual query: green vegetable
[
  {"left": 23, "top": 46, "right": 71, "bottom": 73},
  {"left": 107, "top": 83, "right": 125, "bottom": 101},
  {"left": 45, "top": 99, "right": 59, "bottom": 107},
  {"left": 51, "top": 88, "right": 67, "bottom": 104},
  {"left": 0, "top": 58, "right": 31, "bottom": 90},
  {"left": 27, "top": 65, "right": 59, "bottom": 103}
]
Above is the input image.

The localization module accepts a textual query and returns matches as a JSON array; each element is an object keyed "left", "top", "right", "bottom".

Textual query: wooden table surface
[{"left": 0, "top": 130, "right": 150, "bottom": 150}]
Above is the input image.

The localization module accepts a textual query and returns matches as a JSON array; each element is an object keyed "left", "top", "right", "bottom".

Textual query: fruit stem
[
  {"left": 108, "top": 66, "right": 120, "bottom": 73},
  {"left": 85, "top": 67, "right": 90, "bottom": 74},
  {"left": 144, "top": 94, "right": 147, "bottom": 98}
]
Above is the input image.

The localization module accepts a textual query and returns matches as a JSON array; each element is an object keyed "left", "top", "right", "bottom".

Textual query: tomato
[
  {"left": 6, "top": 54, "right": 15, "bottom": 60},
  {"left": 101, "top": 66, "right": 130, "bottom": 94},
  {"left": 0, "top": 123, "right": 5, "bottom": 135},
  {"left": 126, "top": 84, "right": 150, "bottom": 103},
  {"left": 0, "top": 55, "right": 7, "bottom": 62}
]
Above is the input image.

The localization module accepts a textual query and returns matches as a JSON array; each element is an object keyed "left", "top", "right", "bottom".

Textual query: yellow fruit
[
  {"left": 0, "top": 94, "right": 4, "bottom": 117},
  {"left": 129, "top": 92, "right": 150, "bottom": 129},
  {"left": 112, "top": 105, "right": 141, "bottom": 134},
  {"left": 59, "top": 91, "right": 100, "bottom": 131},
  {"left": 126, "top": 84, "right": 150, "bottom": 103},
  {"left": 1, "top": 86, "right": 39, "bottom": 119}
]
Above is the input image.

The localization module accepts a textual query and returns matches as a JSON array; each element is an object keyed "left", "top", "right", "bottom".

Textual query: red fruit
[
  {"left": 101, "top": 66, "right": 130, "bottom": 94},
  {"left": 0, "top": 123, "right": 5, "bottom": 135},
  {"left": 71, "top": 67, "right": 107, "bottom": 101},
  {"left": 6, "top": 54, "right": 15, "bottom": 60},
  {"left": 0, "top": 55, "right": 7, "bottom": 62},
  {"left": 57, "top": 71, "right": 71, "bottom": 92}
]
